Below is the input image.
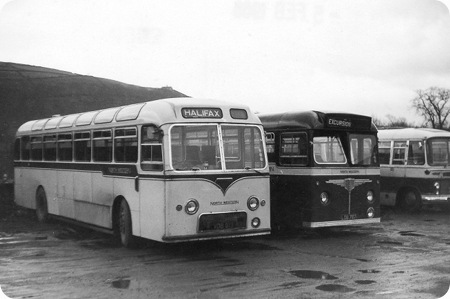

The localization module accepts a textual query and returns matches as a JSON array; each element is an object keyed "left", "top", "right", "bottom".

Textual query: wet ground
[{"left": 1, "top": 187, "right": 449, "bottom": 298}]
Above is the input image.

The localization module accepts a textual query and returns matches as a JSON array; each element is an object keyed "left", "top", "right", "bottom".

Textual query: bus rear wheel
[
  {"left": 399, "top": 189, "right": 422, "bottom": 212},
  {"left": 36, "top": 188, "right": 49, "bottom": 223},
  {"left": 118, "top": 199, "right": 136, "bottom": 248}
]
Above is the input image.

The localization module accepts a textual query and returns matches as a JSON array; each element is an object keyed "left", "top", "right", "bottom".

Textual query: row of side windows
[
  {"left": 378, "top": 140, "right": 425, "bottom": 165},
  {"left": 14, "top": 127, "right": 149, "bottom": 164}
]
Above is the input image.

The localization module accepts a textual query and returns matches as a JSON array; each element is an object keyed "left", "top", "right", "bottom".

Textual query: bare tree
[
  {"left": 412, "top": 87, "right": 450, "bottom": 129},
  {"left": 372, "top": 114, "right": 412, "bottom": 128}
]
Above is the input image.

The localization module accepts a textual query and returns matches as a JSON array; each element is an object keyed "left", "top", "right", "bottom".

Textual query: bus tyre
[
  {"left": 118, "top": 200, "right": 136, "bottom": 248},
  {"left": 399, "top": 189, "right": 422, "bottom": 212},
  {"left": 36, "top": 188, "right": 49, "bottom": 223}
]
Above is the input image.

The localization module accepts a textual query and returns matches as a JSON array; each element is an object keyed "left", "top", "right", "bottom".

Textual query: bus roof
[
  {"left": 258, "top": 110, "right": 376, "bottom": 132},
  {"left": 16, "top": 97, "right": 261, "bottom": 135},
  {"left": 378, "top": 128, "right": 450, "bottom": 140}
]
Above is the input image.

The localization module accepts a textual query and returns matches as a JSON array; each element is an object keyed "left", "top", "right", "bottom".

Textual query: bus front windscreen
[
  {"left": 313, "top": 135, "right": 347, "bottom": 164},
  {"left": 170, "top": 125, "right": 266, "bottom": 171},
  {"left": 427, "top": 138, "right": 450, "bottom": 166}
]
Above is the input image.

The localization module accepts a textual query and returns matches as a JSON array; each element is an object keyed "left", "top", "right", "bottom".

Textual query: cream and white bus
[
  {"left": 14, "top": 98, "right": 270, "bottom": 247},
  {"left": 378, "top": 128, "right": 450, "bottom": 211}
]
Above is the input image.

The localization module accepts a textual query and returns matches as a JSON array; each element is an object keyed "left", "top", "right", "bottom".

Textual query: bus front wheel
[
  {"left": 36, "top": 188, "right": 49, "bottom": 223},
  {"left": 118, "top": 199, "right": 136, "bottom": 248},
  {"left": 399, "top": 189, "right": 422, "bottom": 212}
]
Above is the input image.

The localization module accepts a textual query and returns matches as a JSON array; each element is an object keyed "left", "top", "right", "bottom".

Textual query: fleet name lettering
[
  {"left": 182, "top": 108, "right": 222, "bottom": 119},
  {"left": 328, "top": 118, "right": 352, "bottom": 128},
  {"left": 210, "top": 200, "right": 239, "bottom": 206},
  {"left": 108, "top": 167, "right": 132, "bottom": 175}
]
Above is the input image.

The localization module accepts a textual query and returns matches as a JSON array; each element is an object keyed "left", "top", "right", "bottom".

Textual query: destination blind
[{"left": 181, "top": 108, "right": 223, "bottom": 119}]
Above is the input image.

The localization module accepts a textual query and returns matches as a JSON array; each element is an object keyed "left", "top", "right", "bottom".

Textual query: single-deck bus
[
  {"left": 259, "top": 111, "right": 380, "bottom": 228},
  {"left": 378, "top": 128, "right": 450, "bottom": 211},
  {"left": 14, "top": 98, "right": 270, "bottom": 247}
]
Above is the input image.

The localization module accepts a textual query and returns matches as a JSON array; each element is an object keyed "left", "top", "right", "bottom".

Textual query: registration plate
[
  {"left": 341, "top": 214, "right": 357, "bottom": 220},
  {"left": 199, "top": 212, "right": 247, "bottom": 232}
]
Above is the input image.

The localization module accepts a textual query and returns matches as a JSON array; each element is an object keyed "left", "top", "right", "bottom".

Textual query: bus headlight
[
  {"left": 320, "top": 192, "right": 330, "bottom": 205},
  {"left": 367, "top": 190, "right": 374, "bottom": 203},
  {"left": 434, "top": 182, "right": 440, "bottom": 195},
  {"left": 185, "top": 199, "right": 199, "bottom": 215},
  {"left": 247, "top": 196, "right": 259, "bottom": 211},
  {"left": 367, "top": 207, "right": 375, "bottom": 218},
  {"left": 251, "top": 217, "right": 261, "bottom": 228}
]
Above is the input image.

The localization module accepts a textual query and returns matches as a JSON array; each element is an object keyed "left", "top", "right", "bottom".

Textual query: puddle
[
  {"left": 355, "top": 280, "right": 376, "bottom": 285},
  {"left": 356, "top": 258, "right": 371, "bottom": 262},
  {"left": 289, "top": 270, "right": 338, "bottom": 280},
  {"left": 358, "top": 269, "right": 380, "bottom": 274},
  {"left": 399, "top": 231, "right": 424, "bottom": 237},
  {"left": 111, "top": 279, "right": 131, "bottom": 289},
  {"left": 316, "top": 284, "right": 355, "bottom": 293},
  {"left": 393, "top": 271, "right": 405, "bottom": 274}
]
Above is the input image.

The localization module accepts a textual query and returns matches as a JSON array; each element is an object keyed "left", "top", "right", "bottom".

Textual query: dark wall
[{"left": 0, "top": 62, "right": 186, "bottom": 183}]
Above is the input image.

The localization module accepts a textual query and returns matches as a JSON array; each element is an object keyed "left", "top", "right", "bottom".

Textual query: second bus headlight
[
  {"left": 247, "top": 196, "right": 259, "bottom": 211},
  {"left": 185, "top": 199, "right": 199, "bottom": 215},
  {"left": 367, "top": 190, "right": 374, "bottom": 203}
]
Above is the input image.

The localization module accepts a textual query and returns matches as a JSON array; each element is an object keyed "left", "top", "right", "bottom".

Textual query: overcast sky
[{"left": 1, "top": 0, "right": 450, "bottom": 125}]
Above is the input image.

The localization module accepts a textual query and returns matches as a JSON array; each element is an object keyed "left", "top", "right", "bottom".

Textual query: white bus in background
[
  {"left": 14, "top": 98, "right": 270, "bottom": 247},
  {"left": 378, "top": 128, "right": 450, "bottom": 211}
]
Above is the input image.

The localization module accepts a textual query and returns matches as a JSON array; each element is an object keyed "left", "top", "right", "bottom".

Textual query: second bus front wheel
[
  {"left": 118, "top": 199, "right": 136, "bottom": 248},
  {"left": 399, "top": 189, "right": 422, "bottom": 212},
  {"left": 36, "top": 188, "right": 49, "bottom": 223}
]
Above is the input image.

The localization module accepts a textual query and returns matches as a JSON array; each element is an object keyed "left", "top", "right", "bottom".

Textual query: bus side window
[
  {"left": 378, "top": 141, "right": 391, "bottom": 164},
  {"left": 74, "top": 132, "right": 91, "bottom": 162},
  {"left": 141, "top": 125, "right": 163, "bottom": 171},
  {"left": 392, "top": 141, "right": 407, "bottom": 165},
  {"left": 21, "top": 136, "right": 30, "bottom": 160},
  {"left": 43, "top": 135, "right": 57, "bottom": 161},
  {"left": 280, "top": 132, "right": 308, "bottom": 166},
  {"left": 407, "top": 141, "right": 425, "bottom": 165},
  {"left": 30, "top": 136, "right": 43, "bottom": 161},
  {"left": 93, "top": 130, "right": 112, "bottom": 162},
  {"left": 58, "top": 133, "right": 73, "bottom": 161},
  {"left": 115, "top": 128, "right": 138, "bottom": 163}
]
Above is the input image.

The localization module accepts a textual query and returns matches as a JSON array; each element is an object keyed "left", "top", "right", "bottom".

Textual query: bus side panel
[
  {"left": 14, "top": 167, "right": 58, "bottom": 214},
  {"left": 14, "top": 167, "right": 27, "bottom": 208},
  {"left": 57, "top": 170, "right": 75, "bottom": 219},
  {"left": 139, "top": 178, "right": 166, "bottom": 242},
  {"left": 113, "top": 176, "right": 141, "bottom": 236},
  {"left": 77, "top": 172, "right": 113, "bottom": 228},
  {"left": 73, "top": 171, "right": 93, "bottom": 203},
  {"left": 380, "top": 165, "right": 406, "bottom": 206}
]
